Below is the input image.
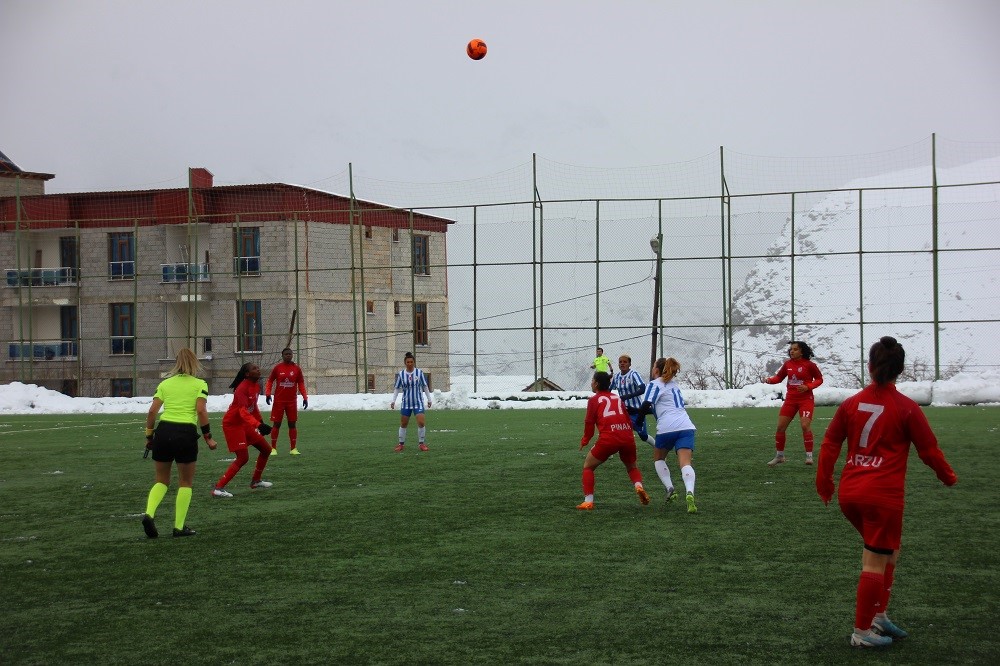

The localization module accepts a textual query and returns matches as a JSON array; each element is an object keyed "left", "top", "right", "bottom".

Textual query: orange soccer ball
[{"left": 467, "top": 38, "right": 487, "bottom": 60}]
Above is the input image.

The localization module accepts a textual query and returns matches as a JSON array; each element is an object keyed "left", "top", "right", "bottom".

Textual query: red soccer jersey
[
  {"left": 265, "top": 362, "right": 307, "bottom": 403},
  {"left": 222, "top": 379, "right": 263, "bottom": 429},
  {"left": 581, "top": 390, "right": 635, "bottom": 447},
  {"left": 765, "top": 359, "right": 823, "bottom": 401},
  {"left": 817, "top": 383, "right": 957, "bottom": 509}
]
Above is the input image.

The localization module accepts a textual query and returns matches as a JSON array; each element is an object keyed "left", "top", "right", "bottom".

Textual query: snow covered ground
[{"left": 1, "top": 371, "right": 998, "bottom": 416}]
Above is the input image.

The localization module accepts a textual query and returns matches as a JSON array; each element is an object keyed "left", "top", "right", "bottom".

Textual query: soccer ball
[{"left": 467, "top": 39, "right": 487, "bottom": 60}]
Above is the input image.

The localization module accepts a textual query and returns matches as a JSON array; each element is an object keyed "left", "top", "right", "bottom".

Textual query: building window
[
  {"left": 60, "top": 236, "right": 79, "bottom": 284},
  {"left": 413, "top": 235, "right": 429, "bottom": 275},
  {"left": 367, "top": 373, "right": 376, "bottom": 393},
  {"left": 110, "top": 303, "right": 135, "bottom": 354},
  {"left": 108, "top": 232, "right": 135, "bottom": 280},
  {"left": 203, "top": 337, "right": 213, "bottom": 353},
  {"left": 394, "top": 301, "right": 400, "bottom": 315},
  {"left": 111, "top": 378, "right": 134, "bottom": 398},
  {"left": 237, "top": 300, "right": 262, "bottom": 352},
  {"left": 414, "top": 302, "right": 428, "bottom": 346},
  {"left": 60, "top": 305, "right": 79, "bottom": 357},
  {"left": 233, "top": 227, "right": 260, "bottom": 275},
  {"left": 366, "top": 300, "right": 375, "bottom": 315},
  {"left": 392, "top": 227, "right": 400, "bottom": 243}
]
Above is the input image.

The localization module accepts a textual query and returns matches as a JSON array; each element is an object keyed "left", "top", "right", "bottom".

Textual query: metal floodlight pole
[{"left": 649, "top": 233, "right": 663, "bottom": 373}]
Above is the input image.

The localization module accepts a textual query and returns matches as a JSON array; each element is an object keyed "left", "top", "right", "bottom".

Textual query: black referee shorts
[{"left": 151, "top": 422, "right": 200, "bottom": 464}]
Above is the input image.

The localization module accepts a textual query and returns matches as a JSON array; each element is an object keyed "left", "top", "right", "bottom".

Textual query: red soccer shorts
[
  {"left": 222, "top": 424, "right": 270, "bottom": 453},
  {"left": 588, "top": 439, "right": 638, "bottom": 465},
  {"left": 270, "top": 401, "right": 298, "bottom": 423},
  {"left": 839, "top": 500, "right": 903, "bottom": 552},
  {"left": 779, "top": 397, "right": 815, "bottom": 420}
]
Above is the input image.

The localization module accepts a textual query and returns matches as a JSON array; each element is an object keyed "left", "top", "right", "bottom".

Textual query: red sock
[
  {"left": 627, "top": 467, "right": 643, "bottom": 485},
  {"left": 775, "top": 431, "right": 786, "bottom": 452},
  {"left": 251, "top": 449, "right": 270, "bottom": 483},
  {"left": 881, "top": 562, "right": 895, "bottom": 613},
  {"left": 582, "top": 468, "right": 595, "bottom": 496},
  {"left": 217, "top": 450, "right": 249, "bottom": 488},
  {"left": 803, "top": 431, "right": 815, "bottom": 453},
  {"left": 855, "top": 571, "right": 884, "bottom": 630},
  {"left": 289, "top": 428, "right": 297, "bottom": 450},
  {"left": 270, "top": 430, "right": 279, "bottom": 449}
]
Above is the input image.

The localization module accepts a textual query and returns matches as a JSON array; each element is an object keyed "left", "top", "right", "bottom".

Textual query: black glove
[
  {"left": 258, "top": 422, "right": 273, "bottom": 436},
  {"left": 265, "top": 395, "right": 272, "bottom": 405},
  {"left": 302, "top": 399, "right": 308, "bottom": 409}
]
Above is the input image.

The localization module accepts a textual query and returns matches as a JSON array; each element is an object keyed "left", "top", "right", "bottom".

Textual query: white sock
[
  {"left": 634, "top": 481, "right": 644, "bottom": 489},
  {"left": 584, "top": 494, "right": 594, "bottom": 503},
  {"left": 654, "top": 460, "right": 674, "bottom": 491},
  {"left": 645, "top": 434, "right": 656, "bottom": 446},
  {"left": 681, "top": 464, "right": 696, "bottom": 494},
  {"left": 418, "top": 426, "right": 426, "bottom": 443},
  {"left": 398, "top": 427, "right": 406, "bottom": 443}
]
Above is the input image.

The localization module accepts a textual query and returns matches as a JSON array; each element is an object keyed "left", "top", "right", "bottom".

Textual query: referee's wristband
[
  {"left": 201, "top": 423, "right": 212, "bottom": 435},
  {"left": 145, "top": 427, "right": 154, "bottom": 437}
]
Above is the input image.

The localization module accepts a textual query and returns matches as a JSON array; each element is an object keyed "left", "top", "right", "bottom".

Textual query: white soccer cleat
[
  {"left": 211, "top": 488, "right": 233, "bottom": 498},
  {"left": 766, "top": 454, "right": 786, "bottom": 467},
  {"left": 250, "top": 480, "right": 273, "bottom": 490}
]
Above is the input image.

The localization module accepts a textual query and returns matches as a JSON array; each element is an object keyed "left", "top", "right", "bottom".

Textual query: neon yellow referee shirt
[{"left": 153, "top": 374, "right": 209, "bottom": 425}]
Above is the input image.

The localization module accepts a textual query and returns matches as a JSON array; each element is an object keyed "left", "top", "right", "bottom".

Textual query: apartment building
[{"left": 0, "top": 158, "right": 452, "bottom": 398}]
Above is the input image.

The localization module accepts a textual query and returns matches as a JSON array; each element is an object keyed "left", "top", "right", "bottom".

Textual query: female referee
[{"left": 141, "top": 348, "right": 217, "bottom": 538}]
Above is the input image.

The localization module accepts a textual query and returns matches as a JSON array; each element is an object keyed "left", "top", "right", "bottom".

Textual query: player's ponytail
[
  {"left": 229, "top": 363, "right": 252, "bottom": 389},
  {"left": 868, "top": 336, "right": 905, "bottom": 385},
  {"left": 654, "top": 357, "right": 681, "bottom": 382}
]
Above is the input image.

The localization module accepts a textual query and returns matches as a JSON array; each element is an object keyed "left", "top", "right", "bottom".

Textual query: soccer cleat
[
  {"left": 767, "top": 454, "right": 786, "bottom": 467},
  {"left": 289, "top": 448, "right": 301, "bottom": 456},
  {"left": 686, "top": 492, "right": 698, "bottom": 514},
  {"left": 665, "top": 488, "right": 677, "bottom": 503},
  {"left": 850, "top": 630, "right": 893, "bottom": 648},
  {"left": 250, "top": 480, "right": 273, "bottom": 490},
  {"left": 805, "top": 453, "right": 814, "bottom": 465},
  {"left": 636, "top": 485, "right": 650, "bottom": 505},
  {"left": 211, "top": 488, "right": 234, "bottom": 498},
  {"left": 418, "top": 443, "right": 429, "bottom": 452},
  {"left": 576, "top": 501, "right": 595, "bottom": 510},
  {"left": 172, "top": 526, "right": 196, "bottom": 537},
  {"left": 141, "top": 514, "right": 158, "bottom": 539},
  {"left": 394, "top": 443, "right": 405, "bottom": 452},
  {"left": 270, "top": 448, "right": 277, "bottom": 456},
  {"left": 872, "top": 616, "right": 908, "bottom": 639}
]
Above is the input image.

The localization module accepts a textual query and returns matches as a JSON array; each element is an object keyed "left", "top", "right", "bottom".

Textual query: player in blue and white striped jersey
[
  {"left": 638, "top": 357, "right": 698, "bottom": 511},
  {"left": 390, "top": 352, "right": 432, "bottom": 452},
  {"left": 610, "top": 355, "right": 656, "bottom": 447}
]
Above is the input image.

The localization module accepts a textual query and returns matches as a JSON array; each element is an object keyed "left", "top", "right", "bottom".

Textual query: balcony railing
[
  {"left": 7, "top": 340, "right": 78, "bottom": 360},
  {"left": 109, "top": 261, "right": 135, "bottom": 280},
  {"left": 161, "top": 262, "right": 211, "bottom": 283},
  {"left": 233, "top": 256, "right": 260, "bottom": 275},
  {"left": 110, "top": 336, "right": 135, "bottom": 355},
  {"left": 5, "top": 267, "right": 79, "bottom": 287}
]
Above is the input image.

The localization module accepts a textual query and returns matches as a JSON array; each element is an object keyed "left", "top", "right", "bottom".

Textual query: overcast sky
[{"left": 3, "top": 0, "right": 999, "bottom": 194}]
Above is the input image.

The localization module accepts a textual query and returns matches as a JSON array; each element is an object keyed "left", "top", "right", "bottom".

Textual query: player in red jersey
[
  {"left": 817, "top": 336, "right": 958, "bottom": 648},
  {"left": 762, "top": 340, "right": 823, "bottom": 466},
  {"left": 576, "top": 371, "right": 650, "bottom": 510},
  {"left": 211, "top": 363, "right": 275, "bottom": 497},
  {"left": 265, "top": 348, "right": 308, "bottom": 455}
]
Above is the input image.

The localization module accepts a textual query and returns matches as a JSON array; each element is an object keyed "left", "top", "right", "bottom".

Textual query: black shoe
[
  {"left": 172, "top": 526, "right": 196, "bottom": 537},
  {"left": 141, "top": 514, "right": 158, "bottom": 539}
]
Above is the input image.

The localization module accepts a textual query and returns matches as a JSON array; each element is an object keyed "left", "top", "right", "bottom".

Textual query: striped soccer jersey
[
  {"left": 393, "top": 368, "right": 429, "bottom": 410},
  {"left": 611, "top": 369, "right": 647, "bottom": 411},
  {"left": 643, "top": 378, "right": 697, "bottom": 435}
]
